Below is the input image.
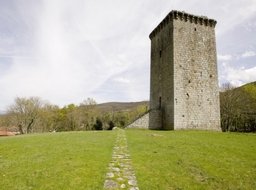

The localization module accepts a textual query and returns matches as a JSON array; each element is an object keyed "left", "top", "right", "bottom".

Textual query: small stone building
[{"left": 149, "top": 10, "right": 221, "bottom": 130}]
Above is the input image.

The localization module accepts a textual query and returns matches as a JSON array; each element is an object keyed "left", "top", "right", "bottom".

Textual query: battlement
[{"left": 149, "top": 10, "right": 217, "bottom": 39}]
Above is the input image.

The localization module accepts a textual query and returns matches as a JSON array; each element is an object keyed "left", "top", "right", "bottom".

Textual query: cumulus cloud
[
  {"left": 241, "top": 51, "right": 256, "bottom": 58},
  {"left": 218, "top": 51, "right": 255, "bottom": 62},
  {"left": 221, "top": 63, "right": 256, "bottom": 86},
  {"left": 218, "top": 54, "right": 233, "bottom": 61}
]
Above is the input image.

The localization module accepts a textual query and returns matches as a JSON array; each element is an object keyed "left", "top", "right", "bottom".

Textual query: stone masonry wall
[
  {"left": 126, "top": 112, "right": 149, "bottom": 129},
  {"left": 149, "top": 11, "right": 174, "bottom": 130},
  {"left": 149, "top": 109, "right": 162, "bottom": 130},
  {"left": 173, "top": 14, "right": 220, "bottom": 130}
]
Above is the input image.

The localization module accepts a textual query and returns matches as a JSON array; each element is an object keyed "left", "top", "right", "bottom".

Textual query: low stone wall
[{"left": 126, "top": 112, "right": 149, "bottom": 129}]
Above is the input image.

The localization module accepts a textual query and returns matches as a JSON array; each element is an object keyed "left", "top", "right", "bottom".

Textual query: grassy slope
[
  {"left": 0, "top": 131, "right": 117, "bottom": 190},
  {"left": 126, "top": 130, "right": 256, "bottom": 190}
]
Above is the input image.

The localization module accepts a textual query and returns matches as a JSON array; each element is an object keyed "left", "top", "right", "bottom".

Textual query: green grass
[
  {"left": 126, "top": 130, "right": 256, "bottom": 190},
  {"left": 0, "top": 131, "right": 117, "bottom": 190},
  {"left": 1, "top": 130, "right": 256, "bottom": 190}
]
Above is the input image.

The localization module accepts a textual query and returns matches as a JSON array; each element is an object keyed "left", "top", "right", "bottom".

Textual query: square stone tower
[{"left": 149, "top": 10, "right": 221, "bottom": 131}]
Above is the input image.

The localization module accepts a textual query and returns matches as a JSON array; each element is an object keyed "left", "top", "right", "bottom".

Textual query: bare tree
[{"left": 7, "top": 97, "right": 44, "bottom": 134}]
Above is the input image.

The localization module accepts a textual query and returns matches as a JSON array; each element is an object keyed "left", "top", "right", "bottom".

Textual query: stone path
[{"left": 103, "top": 129, "right": 139, "bottom": 190}]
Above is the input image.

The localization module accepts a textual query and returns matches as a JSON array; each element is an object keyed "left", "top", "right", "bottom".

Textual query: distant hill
[
  {"left": 97, "top": 101, "right": 149, "bottom": 112},
  {"left": 0, "top": 102, "right": 150, "bottom": 115},
  {"left": 240, "top": 81, "right": 256, "bottom": 88}
]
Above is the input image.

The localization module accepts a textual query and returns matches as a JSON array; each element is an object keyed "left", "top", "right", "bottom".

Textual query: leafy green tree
[
  {"left": 241, "top": 82, "right": 256, "bottom": 131},
  {"left": 116, "top": 111, "right": 130, "bottom": 128},
  {"left": 80, "top": 98, "right": 98, "bottom": 130},
  {"left": 35, "top": 103, "right": 59, "bottom": 132}
]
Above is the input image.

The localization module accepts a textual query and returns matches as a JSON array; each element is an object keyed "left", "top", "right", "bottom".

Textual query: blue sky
[{"left": 0, "top": 0, "right": 256, "bottom": 110}]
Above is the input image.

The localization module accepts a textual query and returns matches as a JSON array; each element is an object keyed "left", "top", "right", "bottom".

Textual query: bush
[
  {"left": 107, "top": 121, "right": 115, "bottom": 130},
  {"left": 93, "top": 118, "right": 103, "bottom": 130}
]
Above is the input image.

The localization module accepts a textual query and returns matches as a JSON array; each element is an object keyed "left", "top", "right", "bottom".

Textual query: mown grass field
[
  {"left": 0, "top": 131, "right": 117, "bottom": 190},
  {"left": 126, "top": 130, "right": 256, "bottom": 190},
  {"left": 0, "top": 130, "right": 255, "bottom": 190}
]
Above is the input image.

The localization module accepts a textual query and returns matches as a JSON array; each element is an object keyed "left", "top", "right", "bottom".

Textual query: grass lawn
[
  {"left": 0, "top": 131, "right": 117, "bottom": 190},
  {"left": 1, "top": 130, "right": 255, "bottom": 190},
  {"left": 126, "top": 130, "right": 256, "bottom": 190}
]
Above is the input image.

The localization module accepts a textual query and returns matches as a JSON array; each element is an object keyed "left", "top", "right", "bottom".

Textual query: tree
[
  {"left": 66, "top": 104, "right": 79, "bottom": 131},
  {"left": 108, "top": 121, "right": 114, "bottom": 130},
  {"left": 93, "top": 118, "right": 103, "bottom": 130},
  {"left": 115, "top": 111, "right": 130, "bottom": 128},
  {"left": 220, "top": 82, "right": 256, "bottom": 132},
  {"left": 80, "top": 98, "right": 97, "bottom": 130},
  {"left": 7, "top": 97, "right": 44, "bottom": 134},
  {"left": 37, "top": 103, "right": 59, "bottom": 132},
  {"left": 241, "top": 82, "right": 256, "bottom": 131},
  {"left": 54, "top": 104, "right": 79, "bottom": 131}
]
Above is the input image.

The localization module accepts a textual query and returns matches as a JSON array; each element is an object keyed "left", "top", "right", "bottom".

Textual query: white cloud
[
  {"left": 212, "top": 0, "right": 256, "bottom": 36},
  {"left": 112, "top": 77, "right": 130, "bottom": 84},
  {"left": 241, "top": 51, "right": 256, "bottom": 58},
  {"left": 245, "top": 20, "right": 256, "bottom": 31},
  {"left": 218, "top": 54, "right": 233, "bottom": 61},
  {"left": 223, "top": 65, "right": 256, "bottom": 86},
  {"left": 0, "top": 0, "right": 256, "bottom": 110},
  {"left": 218, "top": 51, "right": 255, "bottom": 62}
]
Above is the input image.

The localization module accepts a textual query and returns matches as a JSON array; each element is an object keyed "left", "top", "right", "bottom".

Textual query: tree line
[
  {"left": 0, "top": 97, "right": 149, "bottom": 134},
  {"left": 1, "top": 82, "right": 255, "bottom": 133}
]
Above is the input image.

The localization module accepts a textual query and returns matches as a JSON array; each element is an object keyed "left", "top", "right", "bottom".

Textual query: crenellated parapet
[{"left": 149, "top": 10, "right": 217, "bottom": 39}]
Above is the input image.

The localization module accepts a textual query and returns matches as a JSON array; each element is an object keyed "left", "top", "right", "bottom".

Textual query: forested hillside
[{"left": 220, "top": 81, "right": 256, "bottom": 132}]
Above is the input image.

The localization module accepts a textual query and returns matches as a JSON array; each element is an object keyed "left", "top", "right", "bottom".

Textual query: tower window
[
  {"left": 159, "top": 50, "right": 162, "bottom": 58},
  {"left": 200, "top": 71, "right": 203, "bottom": 77},
  {"left": 194, "top": 27, "right": 197, "bottom": 31}
]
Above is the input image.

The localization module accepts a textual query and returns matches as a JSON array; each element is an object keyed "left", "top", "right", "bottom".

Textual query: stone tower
[{"left": 149, "top": 10, "right": 221, "bottom": 131}]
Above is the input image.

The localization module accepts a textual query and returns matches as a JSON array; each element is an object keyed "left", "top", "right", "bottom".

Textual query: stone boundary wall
[{"left": 125, "top": 111, "right": 149, "bottom": 129}]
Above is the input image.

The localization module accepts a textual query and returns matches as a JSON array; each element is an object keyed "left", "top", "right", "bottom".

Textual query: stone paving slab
[{"left": 103, "top": 129, "right": 139, "bottom": 190}]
